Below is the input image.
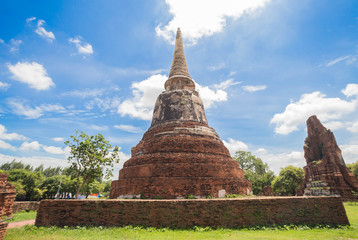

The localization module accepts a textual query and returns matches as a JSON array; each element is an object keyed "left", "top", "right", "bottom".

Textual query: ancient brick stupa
[
  {"left": 300, "top": 115, "right": 358, "bottom": 200},
  {"left": 110, "top": 28, "right": 251, "bottom": 199}
]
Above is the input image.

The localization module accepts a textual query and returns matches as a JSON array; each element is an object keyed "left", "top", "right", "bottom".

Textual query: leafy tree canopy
[
  {"left": 272, "top": 165, "right": 304, "bottom": 196},
  {"left": 347, "top": 161, "right": 358, "bottom": 178},
  {"left": 233, "top": 151, "right": 275, "bottom": 195},
  {"left": 65, "top": 130, "right": 120, "bottom": 198}
]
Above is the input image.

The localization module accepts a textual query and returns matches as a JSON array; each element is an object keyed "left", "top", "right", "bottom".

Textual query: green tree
[
  {"left": 0, "top": 159, "right": 33, "bottom": 171},
  {"left": 82, "top": 180, "right": 105, "bottom": 197},
  {"left": 42, "top": 166, "right": 62, "bottom": 177},
  {"left": 272, "top": 166, "right": 304, "bottom": 196},
  {"left": 65, "top": 130, "right": 120, "bottom": 199},
  {"left": 41, "top": 175, "right": 73, "bottom": 199},
  {"left": 233, "top": 151, "right": 275, "bottom": 195},
  {"left": 347, "top": 161, "right": 358, "bottom": 178},
  {"left": 7, "top": 169, "right": 44, "bottom": 200}
]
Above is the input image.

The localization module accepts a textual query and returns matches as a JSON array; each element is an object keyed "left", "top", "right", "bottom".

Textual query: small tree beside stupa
[{"left": 65, "top": 130, "right": 120, "bottom": 199}]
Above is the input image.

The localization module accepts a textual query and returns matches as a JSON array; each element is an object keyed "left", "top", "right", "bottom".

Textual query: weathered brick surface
[
  {"left": 0, "top": 174, "right": 16, "bottom": 219},
  {"left": 0, "top": 223, "right": 8, "bottom": 240},
  {"left": 35, "top": 197, "right": 349, "bottom": 228},
  {"left": 111, "top": 121, "right": 251, "bottom": 199},
  {"left": 0, "top": 174, "right": 16, "bottom": 240},
  {"left": 13, "top": 201, "right": 40, "bottom": 213},
  {"left": 300, "top": 116, "right": 358, "bottom": 201}
]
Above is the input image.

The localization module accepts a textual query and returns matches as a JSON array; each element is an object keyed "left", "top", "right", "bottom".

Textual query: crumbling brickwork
[
  {"left": 110, "top": 121, "right": 251, "bottom": 199},
  {"left": 35, "top": 197, "right": 349, "bottom": 228},
  {"left": 300, "top": 115, "right": 358, "bottom": 200},
  {"left": 0, "top": 174, "right": 16, "bottom": 240}
]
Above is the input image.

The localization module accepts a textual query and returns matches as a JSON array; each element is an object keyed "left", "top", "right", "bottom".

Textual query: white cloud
[
  {"left": 7, "top": 61, "right": 54, "bottom": 90},
  {"left": 340, "top": 144, "right": 358, "bottom": 163},
  {"left": 43, "top": 146, "right": 66, "bottom": 154},
  {"left": 118, "top": 74, "right": 167, "bottom": 120},
  {"left": 223, "top": 138, "right": 249, "bottom": 155},
  {"left": 196, "top": 83, "right": 228, "bottom": 108},
  {"left": 208, "top": 63, "right": 225, "bottom": 71},
  {"left": 255, "top": 149, "right": 304, "bottom": 174},
  {"left": 7, "top": 99, "right": 43, "bottom": 119},
  {"left": 7, "top": 99, "right": 66, "bottom": 119},
  {"left": 62, "top": 88, "right": 104, "bottom": 98},
  {"left": 39, "top": 104, "right": 66, "bottom": 112},
  {"left": 0, "top": 153, "right": 69, "bottom": 169},
  {"left": 0, "top": 82, "right": 10, "bottom": 90},
  {"left": 347, "top": 121, "right": 358, "bottom": 133},
  {"left": 35, "top": 19, "right": 55, "bottom": 42},
  {"left": 271, "top": 90, "right": 358, "bottom": 135},
  {"left": 0, "top": 140, "right": 16, "bottom": 151},
  {"left": 242, "top": 85, "right": 267, "bottom": 93},
  {"left": 69, "top": 36, "right": 93, "bottom": 55},
  {"left": 0, "top": 124, "right": 27, "bottom": 141},
  {"left": 114, "top": 124, "right": 142, "bottom": 133},
  {"left": 118, "top": 74, "right": 233, "bottom": 120},
  {"left": 213, "top": 78, "right": 241, "bottom": 90},
  {"left": 324, "top": 121, "right": 345, "bottom": 131},
  {"left": 88, "top": 124, "right": 109, "bottom": 132},
  {"left": 326, "top": 55, "right": 352, "bottom": 67},
  {"left": 156, "top": 0, "right": 271, "bottom": 44},
  {"left": 0, "top": 39, "right": 4, "bottom": 44},
  {"left": 9, "top": 39, "right": 22, "bottom": 52},
  {"left": 342, "top": 83, "right": 358, "bottom": 98},
  {"left": 86, "top": 97, "right": 121, "bottom": 113},
  {"left": 19, "top": 141, "right": 41, "bottom": 151},
  {"left": 26, "top": 17, "right": 36, "bottom": 22},
  {"left": 52, "top": 137, "right": 65, "bottom": 142}
]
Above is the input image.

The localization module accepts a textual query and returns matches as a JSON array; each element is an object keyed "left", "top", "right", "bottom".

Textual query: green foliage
[
  {"left": 225, "top": 194, "right": 239, "bottom": 198},
  {"left": 81, "top": 180, "right": 105, "bottom": 197},
  {"left": 272, "top": 166, "right": 304, "bottom": 196},
  {"left": 0, "top": 159, "right": 33, "bottom": 171},
  {"left": 40, "top": 175, "right": 77, "bottom": 199},
  {"left": 7, "top": 169, "right": 44, "bottom": 200},
  {"left": 185, "top": 194, "right": 195, "bottom": 199},
  {"left": 233, "top": 151, "right": 275, "bottom": 195},
  {"left": 347, "top": 161, "right": 358, "bottom": 178},
  {"left": 65, "top": 130, "right": 120, "bottom": 198}
]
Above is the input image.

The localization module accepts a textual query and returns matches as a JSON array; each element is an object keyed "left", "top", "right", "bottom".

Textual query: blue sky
[{"left": 1, "top": 0, "right": 358, "bottom": 177}]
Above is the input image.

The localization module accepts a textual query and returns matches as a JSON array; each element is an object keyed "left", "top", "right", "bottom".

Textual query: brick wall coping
[{"left": 38, "top": 195, "right": 341, "bottom": 202}]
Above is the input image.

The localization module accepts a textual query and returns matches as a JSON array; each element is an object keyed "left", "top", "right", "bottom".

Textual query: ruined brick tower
[
  {"left": 300, "top": 115, "right": 358, "bottom": 200},
  {"left": 110, "top": 28, "right": 251, "bottom": 199}
]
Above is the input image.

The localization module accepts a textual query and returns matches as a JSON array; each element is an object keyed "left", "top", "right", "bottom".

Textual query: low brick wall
[
  {"left": 0, "top": 223, "right": 8, "bottom": 240},
  {"left": 35, "top": 196, "right": 349, "bottom": 228},
  {"left": 13, "top": 202, "right": 40, "bottom": 213}
]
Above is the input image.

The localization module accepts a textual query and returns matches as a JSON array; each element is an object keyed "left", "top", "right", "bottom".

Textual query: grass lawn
[
  {"left": 5, "top": 202, "right": 358, "bottom": 240},
  {"left": 6, "top": 211, "right": 37, "bottom": 223}
]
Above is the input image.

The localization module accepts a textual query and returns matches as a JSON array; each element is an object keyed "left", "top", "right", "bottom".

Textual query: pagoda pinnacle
[{"left": 165, "top": 28, "right": 195, "bottom": 91}]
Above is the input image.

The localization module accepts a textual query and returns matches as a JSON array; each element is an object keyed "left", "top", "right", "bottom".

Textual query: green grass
[
  {"left": 6, "top": 211, "right": 37, "bottom": 223},
  {"left": 5, "top": 202, "right": 358, "bottom": 240}
]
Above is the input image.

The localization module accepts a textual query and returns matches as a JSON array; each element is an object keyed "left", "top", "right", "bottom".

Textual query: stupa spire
[{"left": 165, "top": 28, "right": 195, "bottom": 91}]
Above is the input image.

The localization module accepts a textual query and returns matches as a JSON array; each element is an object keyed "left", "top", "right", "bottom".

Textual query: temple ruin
[
  {"left": 300, "top": 115, "right": 358, "bottom": 200},
  {"left": 110, "top": 28, "right": 251, "bottom": 199}
]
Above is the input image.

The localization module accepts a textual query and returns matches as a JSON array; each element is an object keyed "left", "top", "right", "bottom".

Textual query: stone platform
[{"left": 35, "top": 196, "right": 349, "bottom": 228}]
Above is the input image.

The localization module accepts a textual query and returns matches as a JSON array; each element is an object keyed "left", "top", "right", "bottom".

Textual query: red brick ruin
[
  {"left": 0, "top": 174, "right": 16, "bottom": 240},
  {"left": 300, "top": 115, "right": 358, "bottom": 200},
  {"left": 110, "top": 28, "right": 251, "bottom": 199}
]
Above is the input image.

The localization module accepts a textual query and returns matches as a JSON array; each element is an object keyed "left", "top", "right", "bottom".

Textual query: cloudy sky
[{"left": 1, "top": 0, "right": 358, "bottom": 177}]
